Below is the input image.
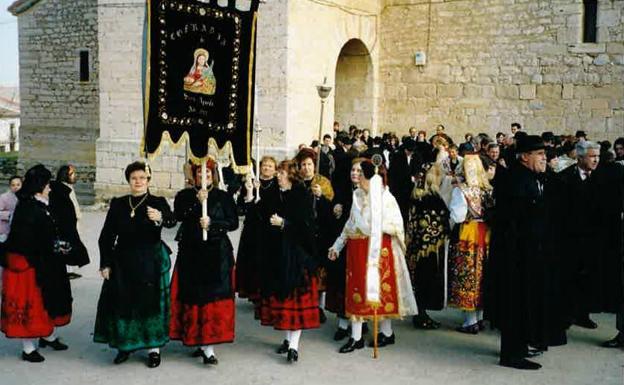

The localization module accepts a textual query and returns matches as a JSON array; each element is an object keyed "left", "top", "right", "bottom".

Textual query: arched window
[{"left": 583, "top": 0, "right": 598, "bottom": 43}]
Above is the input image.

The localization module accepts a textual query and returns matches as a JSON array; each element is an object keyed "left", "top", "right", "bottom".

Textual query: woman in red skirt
[
  {"left": 169, "top": 159, "right": 238, "bottom": 365},
  {"left": 257, "top": 160, "right": 320, "bottom": 363},
  {"left": 1, "top": 165, "right": 72, "bottom": 362},
  {"left": 328, "top": 161, "right": 418, "bottom": 354}
]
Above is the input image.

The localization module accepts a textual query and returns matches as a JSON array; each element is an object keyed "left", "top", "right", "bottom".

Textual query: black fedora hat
[
  {"left": 400, "top": 138, "right": 417, "bottom": 152},
  {"left": 516, "top": 135, "right": 545, "bottom": 153}
]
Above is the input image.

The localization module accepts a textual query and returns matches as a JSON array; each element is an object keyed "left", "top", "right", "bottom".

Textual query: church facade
[{"left": 10, "top": 0, "right": 624, "bottom": 201}]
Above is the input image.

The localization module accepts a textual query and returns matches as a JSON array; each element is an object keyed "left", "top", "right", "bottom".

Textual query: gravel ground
[{"left": 0, "top": 211, "right": 621, "bottom": 385}]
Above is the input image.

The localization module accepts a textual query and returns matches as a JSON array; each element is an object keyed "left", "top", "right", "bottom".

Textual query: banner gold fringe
[{"left": 140, "top": 131, "right": 251, "bottom": 174}]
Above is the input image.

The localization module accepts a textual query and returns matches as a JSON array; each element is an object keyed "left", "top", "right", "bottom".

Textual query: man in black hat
[
  {"left": 541, "top": 132, "right": 555, "bottom": 148},
  {"left": 331, "top": 135, "right": 357, "bottom": 207},
  {"left": 488, "top": 135, "right": 566, "bottom": 370},
  {"left": 388, "top": 138, "right": 424, "bottom": 222}
]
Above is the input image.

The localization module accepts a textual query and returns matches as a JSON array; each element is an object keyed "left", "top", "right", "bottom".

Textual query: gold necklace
[{"left": 128, "top": 193, "right": 149, "bottom": 218}]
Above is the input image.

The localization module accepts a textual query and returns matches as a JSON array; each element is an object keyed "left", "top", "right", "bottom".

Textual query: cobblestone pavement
[{"left": 0, "top": 211, "right": 621, "bottom": 385}]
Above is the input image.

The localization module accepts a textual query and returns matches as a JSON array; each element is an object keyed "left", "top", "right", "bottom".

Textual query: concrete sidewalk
[{"left": 0, "top": 211, "right": 621, "bottom": 385}]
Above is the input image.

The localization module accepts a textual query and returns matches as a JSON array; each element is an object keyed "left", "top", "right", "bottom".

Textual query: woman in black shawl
[
  {"left": 236, "top": 156, "right": 279, "bottom": 304},
  {"left": 93, "top": 161, "right": 176, "bottom": 368},
  {"left": 258, "top": 160, "right": 320, "bottom": 363},
  {"left": 1, "top": 164, "right": 72, "bottom": 363}
]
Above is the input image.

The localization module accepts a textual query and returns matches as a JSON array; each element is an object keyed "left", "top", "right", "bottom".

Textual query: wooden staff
[
  {"left": 201, "top": 161, "right": 208, "bottom": 241},
  {"left": 373, "top": 308, "right": 379, "bottom": 359}
]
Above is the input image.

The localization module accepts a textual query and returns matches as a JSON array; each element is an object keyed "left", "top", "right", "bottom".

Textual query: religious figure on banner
[{"left": 183, "top": 48, "right": 216, "bottom": 95}]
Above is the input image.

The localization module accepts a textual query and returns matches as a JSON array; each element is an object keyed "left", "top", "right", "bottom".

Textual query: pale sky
[{"left": 0, "top": 0, "right": 18, "bottom": 87}]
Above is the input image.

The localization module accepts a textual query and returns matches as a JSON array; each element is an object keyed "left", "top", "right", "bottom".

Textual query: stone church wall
[
  {"left": 16, "top": 0, "right": 99, "bottom": 203},
  {"left": 378, "top": 0, "right": 624, "bottom": 141}
]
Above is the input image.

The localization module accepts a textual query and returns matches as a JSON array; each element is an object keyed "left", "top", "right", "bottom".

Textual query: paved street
[{"left": 0, "top": 211, "right": 621, "bottom": 385}]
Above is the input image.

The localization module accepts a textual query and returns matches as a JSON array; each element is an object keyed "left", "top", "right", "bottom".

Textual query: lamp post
[{"left": 315, "top": 77, "right": 332, "bottom": 174}]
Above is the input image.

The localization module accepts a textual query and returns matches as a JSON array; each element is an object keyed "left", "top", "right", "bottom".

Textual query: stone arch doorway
[{"left": 334, "top": 39, "right": 374, "bottom": 134}]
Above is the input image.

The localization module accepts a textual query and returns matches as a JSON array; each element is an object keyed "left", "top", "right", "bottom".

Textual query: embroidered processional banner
[{"left": 143, "top": 0, "right": 259, "bottom": 171}]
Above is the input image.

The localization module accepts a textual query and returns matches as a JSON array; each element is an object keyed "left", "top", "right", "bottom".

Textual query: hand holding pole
[{"left": 201, "top": 161, "right": 208, "bottom": 241}]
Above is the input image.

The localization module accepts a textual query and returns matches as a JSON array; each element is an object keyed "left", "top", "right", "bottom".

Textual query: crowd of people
[{"left": 0, "top": 123, "right": 622, "bottom": 372}]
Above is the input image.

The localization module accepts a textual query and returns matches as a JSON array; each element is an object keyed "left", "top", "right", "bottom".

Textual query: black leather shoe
[
  {"left": 22, "top": 350, "right": 45, "bottom": 363},
  {"left": 369, "top": 333, "right": 395, "bottom": 348},
  {"left": 333, "top": 327, "right": 350, "bottom": 341},
  {"left": 456, "top": 323, "right": 479, "bottom": 334},
  {"left": 113, "top": 351, "right": 130, "bottom": 365},
  {"left": 499, "top": 358, "right": 542, "bottom": 370},
  {"left": 319, "top": 308, "right": 327, "bottom": 324},
  {"left": 601, "top": 334, "right": 624, "bottom": 348},
  {"left": 286, "top": 348, "right": 298, "bottom": 363},
  {"left": 201, "top": 352, "right": 218, "bottom": 365},
  {"left": 412, "top": 315, "right": 440, "bottom": 330},
  {"left": 146, "top": 352, "right": 161, "bottom": 368},
  {"left": 191, "top": 348, "right": 203, "bottom": 357},
  {"left": 276, "top": 339, "right": 289, "bottom": 354},
  {"left": 339, "top": 338, "right": 364, "bottom": 353},
  {"left": 39, "top": 338, "right": 68, "bottom": 351},
  {"left": 574, "top": 317, "right": 598, "bottom": 329}
]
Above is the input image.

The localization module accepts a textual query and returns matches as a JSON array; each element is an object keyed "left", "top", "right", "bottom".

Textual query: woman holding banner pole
[
  {"left": 169, "top": 159, "right": 239, "bottom": 365},
  {"left": 237, "top": 156, "right": 279, "bottom": 305}
]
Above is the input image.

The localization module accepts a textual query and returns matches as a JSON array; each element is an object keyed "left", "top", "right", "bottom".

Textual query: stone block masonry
[
  {"left": 379, "top": 0, "right": 624, "bottom": 141},
  {"left": 14, "top": 0, "right": 99, "bottom": 204}
]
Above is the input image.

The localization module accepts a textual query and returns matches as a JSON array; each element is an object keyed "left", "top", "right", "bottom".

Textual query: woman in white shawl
[{"left": 328, "top": 160, "right": 417, "bottom": 355}]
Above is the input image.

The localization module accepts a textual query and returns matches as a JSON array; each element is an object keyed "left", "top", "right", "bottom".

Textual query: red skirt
[
  {"left": 259, "top": 276, "right": 320, "bottom": 331},
  {"left": 345, "top": 235, "right": 400, "bottom": 320},
  {"left": 169, "top": 268, "right": 235, "bottom": 346},
  {"left": 1, "top": 253, "right": 70, "bottom": 338}
]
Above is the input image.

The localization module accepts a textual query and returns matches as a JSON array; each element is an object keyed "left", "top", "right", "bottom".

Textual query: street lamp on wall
[{"left": 315, "top": 77, "right": 332, "bottom": 174}]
